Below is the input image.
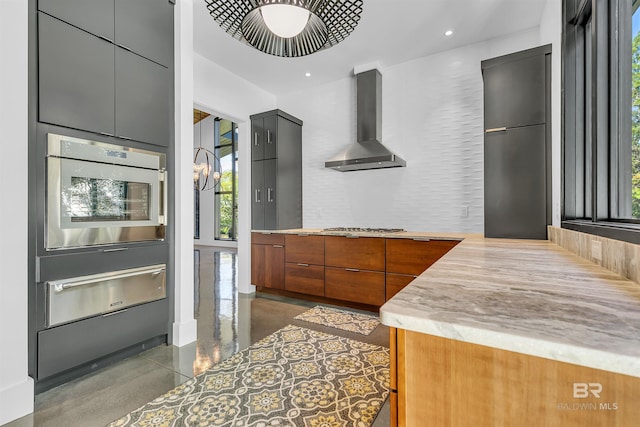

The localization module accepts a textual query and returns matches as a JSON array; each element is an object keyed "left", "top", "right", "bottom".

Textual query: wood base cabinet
[
  {"left": 325, "top": 267, "right": 385, "bottom": 306},
  {"left": 285, "top": 234, "right": 325, "bottom": 296},
  {"left": 251, "top": 233, "right": 285, "bottom": 289},
  {"left": 390, "top": 328, "right": 640, "bottom": 427}
]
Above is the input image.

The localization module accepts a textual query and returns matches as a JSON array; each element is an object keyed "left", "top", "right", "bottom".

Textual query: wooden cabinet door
[
  {"left": 115, "top": 0, "right": 174, "bottom": 67},
  {"left": 263, "top": 114, "right": 278, "bottom": 160},
  {"left": 325, "top": 236, "right": 385, "bottom": 271},
  {"left": 264, "top": 244, "right": 285, "bottom": 289},
  {"left": 325, "top": 267, "right": 385, "bottom": 306},
  {"left": 115, "top": 47, "right": 170, "bottom": 146},
  {"left": 386, "top": 273, "right": 416, "bottom": 301},
  {"left": 285, "top": 263, "right": 324, "bottom": 296},
  {"left": 386, "top": 238, "right": 459, "bottom": 275},
  {"left": 285, "top": 234, "right": 324, "bottom": 265},
  {"left": 39, "top": 13, "right": 115, "bottom": 136},
  {"left": 251, "top": 244, "right": 265, "bottom": 287},
  {"left": 251, "top": 118, "right": 264, "bottom": 161},
  {"left": 39, "top": 0, "right": 114, "bottom": 40}
]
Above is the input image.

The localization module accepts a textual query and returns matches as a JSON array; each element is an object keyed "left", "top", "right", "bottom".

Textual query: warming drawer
[{"left": 46, "top": 264, "right": 166, "bottom": 327}]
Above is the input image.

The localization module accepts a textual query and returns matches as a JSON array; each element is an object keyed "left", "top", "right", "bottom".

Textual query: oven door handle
[
  {"left": 159, "top": 170, "right": 168, "bottom": 225},
  {"left": 50, "top": 266, "right": 166, "bottom": 292}
]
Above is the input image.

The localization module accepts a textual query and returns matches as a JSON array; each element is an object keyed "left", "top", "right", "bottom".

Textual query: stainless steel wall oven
[{"left": 46, "top": 133, "right": 167, "bottom": 250}]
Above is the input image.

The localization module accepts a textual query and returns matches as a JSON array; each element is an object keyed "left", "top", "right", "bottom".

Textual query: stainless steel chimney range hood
[{"left": 325, "top": 69, "right": 406, "bottom": 172}]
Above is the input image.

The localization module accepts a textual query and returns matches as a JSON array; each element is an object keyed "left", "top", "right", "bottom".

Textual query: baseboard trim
[
  {"left": 171, "top": 318, "right": 197, "bottom": 347},
  {"left": 0, "top": 376, "right": 34, "bottom": 425}
]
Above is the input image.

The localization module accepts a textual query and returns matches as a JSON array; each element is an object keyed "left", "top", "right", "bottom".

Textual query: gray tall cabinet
[
  {"left": 481, "top": 44, "right": 551, "bottom": 239},
  {"left": 251, "top": 110, "right": 303, "bottom": 230},
  {"left": 29, "top": 0, "right": 174, "bottom": 392}
]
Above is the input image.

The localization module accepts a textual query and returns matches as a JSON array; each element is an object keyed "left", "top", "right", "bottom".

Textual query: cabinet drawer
[
  {"left": 285, "top": 263, "right": 324, "bottom": 297},
  {"left": 386, "top": 238, "right": 459, "bottom": 275},
  {"left": 37, "top": 298, "right": 168, "bottom": 379},
  {"left": 325, "top": 236, "right": 385, "bottom": 271},
  {"left": 251, "top": 232, "right": 285, "bottom": 245},
  {"left": 386, "top": 273, "right": 416, "bottom": 301},
  {"left": 285, "top": 234, "right": 324, "bottom": 265},
  {"left": 325, "top": 267, "right": 385, "bottom": 306}
]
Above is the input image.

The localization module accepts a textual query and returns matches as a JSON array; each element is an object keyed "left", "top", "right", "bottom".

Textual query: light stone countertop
[
  {"left": 253, "top": 229, "right": 640, "bottom": 377},
  {"left": 379, "top": 236, "right": 640, "bottom": 378},
  {"left": 251, "top": 228, "right": 472, "bottom": 240}
]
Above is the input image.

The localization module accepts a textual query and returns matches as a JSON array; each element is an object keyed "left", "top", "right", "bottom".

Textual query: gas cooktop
[{"left": 322, "top": 227, "right": 405, "bottom": 233}]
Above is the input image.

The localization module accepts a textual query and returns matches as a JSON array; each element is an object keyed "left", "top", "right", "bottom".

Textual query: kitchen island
[{"left": 380, "top": 235, "right": 640, "bottom": 426}]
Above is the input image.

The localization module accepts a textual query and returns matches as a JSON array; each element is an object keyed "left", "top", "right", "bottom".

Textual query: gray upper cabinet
[
  {"left": 251, "top": 110, "right": 303, "bottom": 230},
  {"left": 38, "top": 0, "right": 115, "bottom": 40},
  {"left": 38, "top": 13, "right": 115, "bottom": 136},
  {"left": 116, "top": 48, "right": 170, "bottom": 145},
  {"left": 482, "top": 51, "right": 547, "bottom": 130},
  {"left": 115, "top": 0, "right": 174, "bottom": 67}
]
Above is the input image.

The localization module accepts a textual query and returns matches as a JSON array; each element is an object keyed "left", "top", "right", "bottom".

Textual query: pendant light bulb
[{"left": 260, "top": 4, "right": 309, "bottom": 38}]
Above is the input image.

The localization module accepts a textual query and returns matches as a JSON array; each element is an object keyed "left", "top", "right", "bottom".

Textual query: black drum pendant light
[{"left": 204, "top": 0, "right": 363, "bottom": 57}]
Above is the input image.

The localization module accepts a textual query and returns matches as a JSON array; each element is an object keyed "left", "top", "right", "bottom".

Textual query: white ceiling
[{"left": 193, "top": 0, "right": 548, "bottom": 96}]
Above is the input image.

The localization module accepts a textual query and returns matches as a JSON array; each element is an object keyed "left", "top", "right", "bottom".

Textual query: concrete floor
[{"left": 5, "top": 246, "right": 390, "bottom": 427}]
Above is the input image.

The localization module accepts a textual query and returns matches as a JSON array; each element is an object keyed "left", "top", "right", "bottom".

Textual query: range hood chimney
[{"left": 325, "top": 69, "right": 406, "bottom": 171}]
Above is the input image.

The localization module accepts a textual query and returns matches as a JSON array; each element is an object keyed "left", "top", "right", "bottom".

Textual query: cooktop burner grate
[{"left": 322, "top": 227, "right": 405, "bottom": 233}]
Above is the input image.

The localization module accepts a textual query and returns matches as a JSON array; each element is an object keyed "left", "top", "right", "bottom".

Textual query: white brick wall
[{"left": 278, "top": 28, "right": 541, "bottom": 233}]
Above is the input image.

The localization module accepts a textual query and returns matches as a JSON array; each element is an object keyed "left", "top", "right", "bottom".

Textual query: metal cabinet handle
[
  {"left": 297, "top": 263, "right": 309, "bottom": 267},
  {"left": 272, "top": 245, "right": 284, "bottom": 248},
  {"left": 159, "top": 170, "right": 168, "bottom": 225},
  {"left": 267, "top": 129, "right": 272, "bottom": 144},
  {"left": 345, "top": 268, "right": 360, "bottom": 272},
  {"left": 412, "top": 238, "right": 431, "bottom": 242},
  {"left": 255, "top": 189, "right": 261, "bottom": 203},
  {"left": 254, "top": 132, "right": 259, "bottom": 146},
  {"left": 102, "top": 247, "right": 129, "bottom": 253},
  {"left": 267, "top": 188, "right": 273, "bottom": 202},
  {"left": 51, "top": 267, "right": 166, "bottom": 291},
  {"left": 485, "top": 127, "right": 507, "bottom": 133}
]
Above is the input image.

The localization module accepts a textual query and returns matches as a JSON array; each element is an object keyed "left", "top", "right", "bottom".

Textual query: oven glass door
[{"left": 47, "top": 157, "right": 166, "bottom": 249}]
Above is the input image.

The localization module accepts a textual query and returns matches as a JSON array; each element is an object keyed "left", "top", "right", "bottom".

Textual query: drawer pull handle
[
  {"left": 273, "top": 245, "right": 284, "bottom": 248},
  {"left": 485, "top": 127, "right": 507, "bottom": 133},
  {"left": 345, "top": 268, "right": 360, "bottom": 272},
  {"left": 345, "top": 235, "right": 360, "bottom": 239},
  {"left": 297, "top": 263, "right": 309, "bottom": 267},
  {"left": 412, "top": 238, "right": 431, "bottom": 242}
]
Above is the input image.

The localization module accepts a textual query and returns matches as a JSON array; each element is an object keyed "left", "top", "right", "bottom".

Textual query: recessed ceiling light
[
  {"left": 445, "top": 30, "right": 453, "bottom": 36},
  {"left": 305, "top": 72, "right": 311, "bottom": 77}
]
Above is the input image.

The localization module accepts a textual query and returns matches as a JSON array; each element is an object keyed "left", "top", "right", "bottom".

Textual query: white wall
[
  {"left": 278, "top": 28, "right": 541, "bottom": 233},
  {"left": 540, "top": 0, "right": 562, "bottom": 226},
  {"left": 192, "top": 52, "right": 277, "bottom": 294},
  {"left": 0, "top": 0, "right": 34, "bottom": 424}
]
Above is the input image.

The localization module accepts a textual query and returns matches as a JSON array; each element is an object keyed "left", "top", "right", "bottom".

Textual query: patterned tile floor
[{"left": 4, "top": 246, "right": 390, "bottom": 427}]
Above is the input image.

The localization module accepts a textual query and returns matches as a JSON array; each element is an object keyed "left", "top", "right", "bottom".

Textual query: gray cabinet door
[
  {"left": 115, "top": 48, "right": 170, "bottom": 146},
  {"left": 251, "top": 118, "right": 264, "bottom": 161},
  {"left": 263, "top": 114, "right": 278, "bottom": 160},
  {"left": 38, "top": 0, "right": 114, "bottom": 40},
  {"left": 484, "top": 124, "right": 547, "bottom": 239},
  {"left": 115, "top": 0, "right": 174, "bottom": 67},
  {"left": 39, "top": 13, "right": 115, "bottom": 136},
  {"left": 483, "top": 54, "right": 546, "bottom": 129},
  {"left": 264, "top": 159, "right": 277, "bottom": 229},
  {"left": 252, "top": 161, "right": 265, "bottom": 229}
]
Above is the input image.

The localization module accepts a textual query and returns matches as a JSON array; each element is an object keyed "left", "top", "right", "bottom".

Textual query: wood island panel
[
  {"left": 285, "top": 234, "right": 325, "bottom": 265},
  {"left": 251, "top": 243, "right": 265, "bottom": 286},
  {"left": 285, "top": 263, "right": 325, "bottom": 296},
  {"left": 324, "top": 236, "right": 385, "bottom": 271},
  {"left": 386, "top": 238, "right": 459, "bottom": 275},
  {"left": 392, "top": 328, "right": 640, "bottom": 427},
  {"left": 325, "top": 267, "right": 385, "bottom": 306}
]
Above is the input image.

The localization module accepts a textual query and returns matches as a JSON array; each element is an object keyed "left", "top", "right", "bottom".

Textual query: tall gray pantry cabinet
[
  {"left": 251, "top": 110, "right": 303, "bottom": 230},
  {"left": 481, "top": 44, "right": 552, "bottom": 240},
  {"left": 29, "top": 0, "right": 174, "bottom": 392}
]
